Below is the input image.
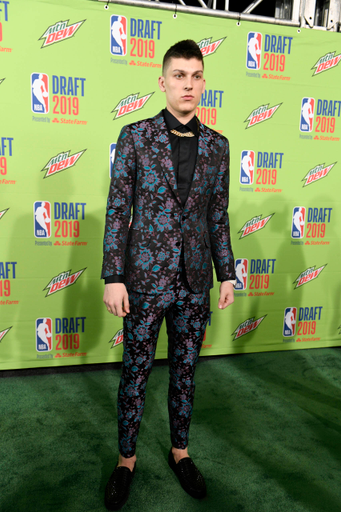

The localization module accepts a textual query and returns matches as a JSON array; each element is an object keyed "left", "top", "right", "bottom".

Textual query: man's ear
[{"left": 158, "top": 76, "right": 166, "bottom": 92}]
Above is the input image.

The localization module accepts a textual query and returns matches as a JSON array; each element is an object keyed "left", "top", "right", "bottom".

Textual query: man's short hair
[{"left": 162, "top": 39, "right": 204, "bottom": 74}]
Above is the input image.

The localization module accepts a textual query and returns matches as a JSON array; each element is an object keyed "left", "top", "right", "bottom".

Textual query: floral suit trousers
[{"left": 117, "top": 265, "right": 210, "bottom": 458}]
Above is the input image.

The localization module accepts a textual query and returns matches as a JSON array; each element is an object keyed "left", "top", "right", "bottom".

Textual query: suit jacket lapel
[
  {"left": 151, "top": 112, "right": 181, "bottom": 204},
  {"left": 184, "top": 121, "right": 209, "bottom": 207},
  {"left": 151, "top": 113, "right": 182, "bottom": 206}
]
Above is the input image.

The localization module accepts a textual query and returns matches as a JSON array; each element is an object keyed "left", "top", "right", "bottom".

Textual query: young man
[{"left": 102, "top": 39, "right": 235, "bottom": 510}]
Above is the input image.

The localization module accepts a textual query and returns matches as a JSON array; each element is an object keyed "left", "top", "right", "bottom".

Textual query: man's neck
[{"left": 166, "top": 106, "right": 196, "bottom": 125}]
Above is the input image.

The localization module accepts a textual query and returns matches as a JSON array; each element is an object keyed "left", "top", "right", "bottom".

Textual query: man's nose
[{"left": 184, "top": 78, "right": 193, "bottom": 89}]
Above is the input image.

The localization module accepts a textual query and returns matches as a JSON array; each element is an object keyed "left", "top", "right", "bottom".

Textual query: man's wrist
[
  {"left": 104, "top": 275, "right": 125, "bottom": 285},
  {"left": 221, "top": 279, "right": 237, "bottom": 288}
]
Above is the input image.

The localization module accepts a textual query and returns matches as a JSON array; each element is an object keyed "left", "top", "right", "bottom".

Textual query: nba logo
[
  {"left": 31, "top": 73, "right": 49, "bottom": 114},
  {"left": 36, "top": 318, "right": 53, "bottom": 352},
  {"left": 291, "top": 206, "right": 306, "bottom": 239},
  {"left": 110, "top": 15, "right": 127, "bottom": 56},
  {"left": 34, "top": 201, "right": 51, "bottom": 238},
  {"left": 240, "top": 151, "right": 254, "bottom": 185},
  {"left": 109, "top": 143, "right": 117, "bottom": 178},
  {"left": 283, "top": 307, "right": 297, "bottom": 337},
  {"left": 300, "top": 97, "right": 315, "bottom": 132},
  {"left": 246, "top": 32, "right": 262, "bottom": 70},
  {"left": 235, "top": 259, "right": 248, "bottom": 290}
]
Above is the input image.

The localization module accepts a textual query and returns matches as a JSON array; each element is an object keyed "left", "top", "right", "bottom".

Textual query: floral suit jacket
[{"left": 102, "top": 111, "right": 235, "bottom": 294}]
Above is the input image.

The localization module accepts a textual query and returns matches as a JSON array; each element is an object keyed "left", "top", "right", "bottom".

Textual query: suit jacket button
[{"left": 176, "top": 242, "right": 181, "bottom": 247}]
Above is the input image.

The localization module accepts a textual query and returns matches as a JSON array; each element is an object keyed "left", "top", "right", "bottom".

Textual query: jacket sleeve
[
  {"left": 101, "top": 126, "right": 136, "bottom": 279},
  {"left": 207, "top": 137, "right": 236, "bottom": 281}
]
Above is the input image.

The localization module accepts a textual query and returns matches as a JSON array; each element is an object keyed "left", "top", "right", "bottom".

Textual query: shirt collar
[{"left": 163, "top": 108, "right": 199, "bottom": 137}]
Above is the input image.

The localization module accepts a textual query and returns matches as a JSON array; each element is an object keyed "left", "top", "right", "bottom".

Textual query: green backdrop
[{"left": 1, "top": 0, "right": 340, "bottom": 370}]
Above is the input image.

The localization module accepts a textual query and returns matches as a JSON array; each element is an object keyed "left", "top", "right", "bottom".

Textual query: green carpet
[{"left": 1, "top": 348, "right": 341, "bottom": 512}]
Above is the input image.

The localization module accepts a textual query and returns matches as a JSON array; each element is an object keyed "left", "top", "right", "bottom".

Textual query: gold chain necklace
[{"left": 170, "top": 129, "right": 195, "bottom": 138}]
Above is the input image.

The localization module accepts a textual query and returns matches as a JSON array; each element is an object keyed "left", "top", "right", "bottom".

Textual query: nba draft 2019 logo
[
  {"left": 240, "top": 151, "right": 255, "bottom": 185},
  {"left": 39, "top": 20, "right": 85, "bottom": 48},
  {"left": 247, "top": 32, "right": 262, "bottom": 69},
  {"left": 31, "top": 73, "right": 49, "bottom": 114},
  {"left": 291, "top": 206, "right": 332, "bottom": 243},
  {"left": 36, "top": 318, "right": 53, "bottom": 352},
  {"left": 235, "top": 259, "right": 248, "bottom": 290},
  {"left": 110, "top": 14, "right": 162, "bottom": 65},
  {"left": 283, "top": 307, "right": 297, "bottom": 337},
  {"left": 291, "top": 207, "right": 306, "bottom": 239},
  {"left": 300, "top": 97, "right": 315, "bottom": 132},
  {"left": 110, "top": 15, "right": 127, "bottom": 55},
  {"left": 312, "top": 51, "right": 341, "bottom": 76},
  {"left": 34, "top": 201, "right": 51, "bottom": 238}
]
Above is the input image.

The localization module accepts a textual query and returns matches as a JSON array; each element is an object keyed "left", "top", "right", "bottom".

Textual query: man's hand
[
  {"left": 218, "top": 281, "right": 234, "bottom": 309},
  {"left": 103, "top": 283, "right": 130, "bottom": 317}
]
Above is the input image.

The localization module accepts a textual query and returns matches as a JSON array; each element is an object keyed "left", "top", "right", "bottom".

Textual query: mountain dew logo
[
  {"left": 238, "top": 213, "right": 274, "bottom": 239},
  {"left": 42, "top": 149, "right": 86, "bottom": 178},
  {"left": 0, "top": 208, "right": 9, "bottom": 220},
  {"left": 112, "top": 92, "right": 154, "bottom": 120},
  {"left": 44, "top": 268, "right": 86, "bottom": 297},
  {"left": 302, "top": 162, "right": 336, "bottom": 186},
  {"left": 109, "top": 328, "right": 124, "bottom": 348},
  {"left": 245, "top": 103, "right": 281, "bottom": 129},
  {"left": 197, "top": 37, "right": 225, "bottom": 57},
  {"left": 39, "top": 20, "right": 85, "bottom": 48},
  {"left": 0, "top": 79, "right": 5, "bottom": 86},
  {"left": 293, "top": 264, "right": 326, "bottom": 289},
  {"left": 312, "top": 52, "right": 341, "bottom": 76},
  {"left": 232, "top": 316, "right": 266, "bottom": 340},
  {"left": 0, "top": 326, "right": 12, "bottom": 342}
]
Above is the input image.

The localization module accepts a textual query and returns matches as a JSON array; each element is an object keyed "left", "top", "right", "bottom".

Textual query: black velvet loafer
[
  {"left": 104, "top": 464, "right": 136, "bottom": 510},
  {"left": 168, "top": 449, "right": 206, "bottom": 499}
]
